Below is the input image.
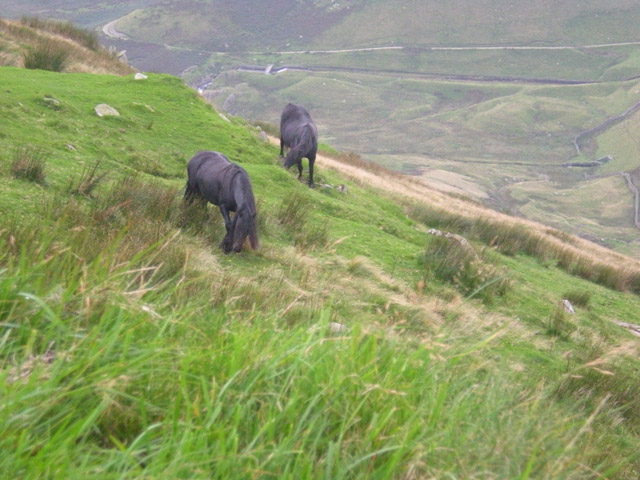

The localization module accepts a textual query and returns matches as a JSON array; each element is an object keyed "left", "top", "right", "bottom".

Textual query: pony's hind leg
[{"left": 308, "top": 155, "right": 315, "bottom": 187}]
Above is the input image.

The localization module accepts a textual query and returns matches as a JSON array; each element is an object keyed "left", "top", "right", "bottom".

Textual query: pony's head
[
  {"left": 225, "top": 207, "right": 259, "bottom": 253},
  {"left": 283, "top": 149, "right": 301, "bottom": 170}
]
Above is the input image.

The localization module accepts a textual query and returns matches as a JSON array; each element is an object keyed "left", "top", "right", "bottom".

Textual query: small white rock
[
  {"left": 561, "top": 299, "right": 575, "bottom": 314},
  {"left": 134, "top": 72, "right": 148, "bottom": 80},
  {"left": 94, "top": 104, "right": 120, "bottom": 117},
  {"left": 328, "top": 322, "right": 349, "bottom": 333}
]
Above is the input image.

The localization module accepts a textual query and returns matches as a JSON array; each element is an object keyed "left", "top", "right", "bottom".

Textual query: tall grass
[
  {"left": 408, "top": 202, "right": 640, "bottom": 295},
  {"left": 22, "top": 39, "right": 70, "bottom": 72},
  {"left": 0, "top": 234, "right": 623, "bottom": 479},
  {"left": 69, "top": 159, "right": 108, "bottom": 197},
  {"left": 274, "top": 191, "right": 328, "bottom": 251}
]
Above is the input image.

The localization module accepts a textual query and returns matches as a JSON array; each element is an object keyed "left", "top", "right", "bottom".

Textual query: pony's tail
[{"left": 183, "top": 181, "right": 195, "bottom": 203}]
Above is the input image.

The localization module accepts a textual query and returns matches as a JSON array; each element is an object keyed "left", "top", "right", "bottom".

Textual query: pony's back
[{"left": 280, "top": 103, "right": 314, "bottom": 137}]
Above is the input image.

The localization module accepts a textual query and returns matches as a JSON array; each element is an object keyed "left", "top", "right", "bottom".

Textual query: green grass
[{"left": 2, "top": 66, "right": 640, "bottom": 478}]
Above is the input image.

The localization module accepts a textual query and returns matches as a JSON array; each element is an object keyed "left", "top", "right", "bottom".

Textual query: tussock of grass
[
  {"left": 294, "top": 222, "right": 329, "bottom": 251},
  {"left": 545, "top": 303, "right": 577, "bottom": 338},
  {"left": 562, "top": 289, "right": 592, "bottom": 308},
  {"left": 420, "top": 235, "right": 511, "bottom": 304},
  {"left": 10, "top": 145, "right": 46, "bottom": 184},
  {"left": 23, "top": 39, "right": 69, "bottom": 71},
  {"left": 271, "top": 191, "right": 328, "bottom": 251},
  {"left": 275, "top": 190, "right": 312, "bottom": 229},
  {"left": 69, "top": 159, "right": 108, "bottom": 197}
]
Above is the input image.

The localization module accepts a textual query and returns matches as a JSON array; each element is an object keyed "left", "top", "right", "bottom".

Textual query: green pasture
[{"left": 2, "top": 66, "right": 640, "bottom": 478}]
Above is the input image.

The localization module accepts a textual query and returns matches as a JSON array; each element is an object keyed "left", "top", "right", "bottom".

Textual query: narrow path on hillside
[
  {"left": 230, "top": 41, "right": 640, "bottom": 55},
  {"left": 234, "top": 64, "right": 594, "bottom": 86}
]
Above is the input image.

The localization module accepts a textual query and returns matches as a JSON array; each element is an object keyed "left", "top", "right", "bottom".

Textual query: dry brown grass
[{"left": 0, "top": 18, "right": 134, "bottom": 75}]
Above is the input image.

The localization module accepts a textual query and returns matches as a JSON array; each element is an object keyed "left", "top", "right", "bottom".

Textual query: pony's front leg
[
  {"left": 297, "top": 161, "right": 303, "bottom": 180},
  {"left": 219, "top": 204, "right": 232, "bottom": 232},
  {"left": 280, "top": 137, "right": 285, "bottom": 157},
  {"left": 219, "top": 204, "right": 234, "bottom": 253}
]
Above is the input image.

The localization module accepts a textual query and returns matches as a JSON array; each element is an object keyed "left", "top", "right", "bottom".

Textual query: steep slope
[{"left": 2, "top": 65, "right": 640, "bottom": 478}]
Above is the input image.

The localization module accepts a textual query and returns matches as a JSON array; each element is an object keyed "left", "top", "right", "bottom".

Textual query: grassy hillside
[
  {"left": 3, "top": 65, "right": 640, "bottom": 479},
  {"left": 6, "top": 2, "right": 640, "bottom": 257}
]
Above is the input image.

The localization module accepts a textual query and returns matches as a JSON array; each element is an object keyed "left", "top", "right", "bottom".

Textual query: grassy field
[{"left": 2, "top": 64, "right": 640, "bottom": 478}]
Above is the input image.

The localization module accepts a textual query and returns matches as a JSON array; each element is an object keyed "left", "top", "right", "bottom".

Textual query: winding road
[{"left": 102, "top": 19, "right": 128, "bottom": 40}]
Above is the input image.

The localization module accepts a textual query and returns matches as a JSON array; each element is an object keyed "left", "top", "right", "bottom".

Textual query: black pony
[
  {"left": 280, "top": 103, "right": 318, "bottom": 187},
  {"left": 184, "top": 151, "right": 259, "bottom": 253}
]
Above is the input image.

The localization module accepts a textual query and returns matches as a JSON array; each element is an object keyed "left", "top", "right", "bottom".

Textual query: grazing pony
[
  {"left": 280, "top": 103, "right": 318, "bottom": 187},
  {"left": 184, "top": 151, "right": 259, "bottom": 253}
]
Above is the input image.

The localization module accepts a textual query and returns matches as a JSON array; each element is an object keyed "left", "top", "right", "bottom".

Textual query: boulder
[{"left": 94, "top": 104, "right": 120, "bottom": 117}]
